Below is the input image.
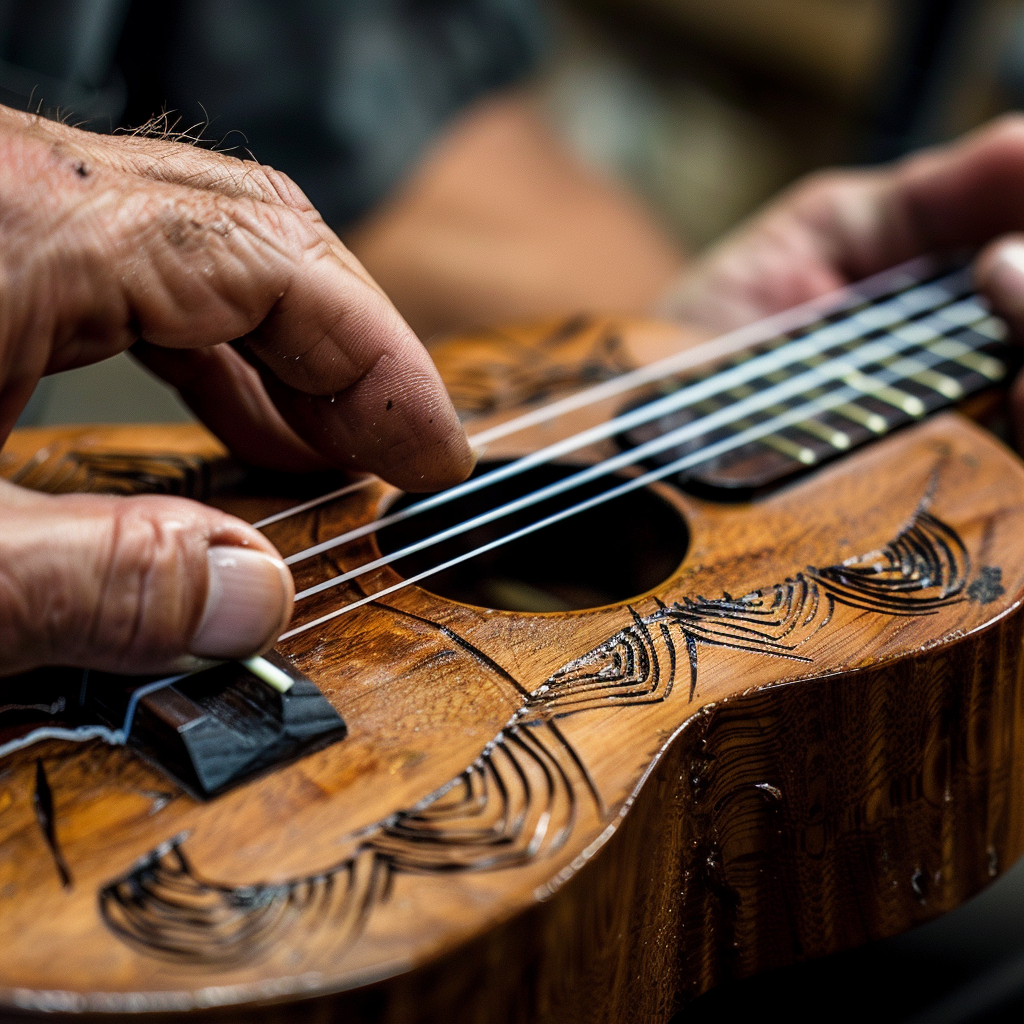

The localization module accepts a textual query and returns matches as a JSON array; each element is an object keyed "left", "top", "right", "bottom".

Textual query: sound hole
[{"left": 376, "top": 462, "right": 689, "bottom": 613}]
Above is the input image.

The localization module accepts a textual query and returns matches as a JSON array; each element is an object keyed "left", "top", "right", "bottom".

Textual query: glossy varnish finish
[{"left": 0, "top": 318, "right": 1023, "bottom": 1021}]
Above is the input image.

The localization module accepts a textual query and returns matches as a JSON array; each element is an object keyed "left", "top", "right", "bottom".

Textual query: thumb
[{"left": 0, "top": 481, "right": 293, "bottom": 676}]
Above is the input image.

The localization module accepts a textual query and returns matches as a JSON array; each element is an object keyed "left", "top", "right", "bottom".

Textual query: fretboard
[{"left": 620, "top": 261, "right": 1015, "bottom": 496}]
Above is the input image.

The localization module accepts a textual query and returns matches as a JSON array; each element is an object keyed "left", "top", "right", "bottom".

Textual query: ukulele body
[{"left": 1, "top": 318, "right": 1024, "bottom": 1022}]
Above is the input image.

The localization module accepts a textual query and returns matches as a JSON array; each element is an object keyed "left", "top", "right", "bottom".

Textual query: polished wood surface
[{"left": 1, "top": 317, "right": 1024, "bottom": 1022}]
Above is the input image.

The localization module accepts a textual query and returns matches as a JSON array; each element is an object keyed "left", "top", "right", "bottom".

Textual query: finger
[
  {"left": 4, "top": 106, "right": 300, "bottom": 210},
  {"left": 131, "top": 342, "right": 330, "bottom": 473},
  {"left": 0, "top": 479, "right": 294, "bottom": 676},
  {"left": 3, "top": 121, "right": 473, "bottom": 490},
  {"left": 974, "top": 234, "right": 1024, "bottom": 328},
  {"left": 973, "top": 236, "right": 1024, "bottom": 452},
  {"left": 241, "top": 258, "right": 474, "bottom": 491},
  {"left": 2, "top": 105, "right": 384, "bottom": 294},
  {"left": 662, "top": 115, "right": 1024, "bottom": 333}
]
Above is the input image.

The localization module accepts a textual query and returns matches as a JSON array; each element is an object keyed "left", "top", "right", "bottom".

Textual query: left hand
[{"left": 659, "top": 116, "right": 1024, "bottom": 433}]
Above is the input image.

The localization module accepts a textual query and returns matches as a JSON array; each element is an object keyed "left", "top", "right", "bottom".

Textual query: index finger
[{"left": 12, "top": 116, "right": 473, "bottom": 492}]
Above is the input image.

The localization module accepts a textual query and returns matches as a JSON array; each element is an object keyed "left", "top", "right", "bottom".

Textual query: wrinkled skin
[
  {"left": 6, "top": 107, "right": 1024, "bottom": 677},
  {"left": 0, "top": 106, "right": 471, "bottom": 675}
]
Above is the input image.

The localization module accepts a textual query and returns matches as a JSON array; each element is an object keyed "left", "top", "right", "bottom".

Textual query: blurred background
[
  {"left": 9, "top": 1, "right": 1024, "bottom": 1021},
  {"left": 18, "top": 0, "right": 1024, "bottom": 429}
]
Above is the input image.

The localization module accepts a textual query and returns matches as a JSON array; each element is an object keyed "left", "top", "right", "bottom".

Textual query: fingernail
[{"left": 189, "top": 547, "right": 293, "bottom": 659}]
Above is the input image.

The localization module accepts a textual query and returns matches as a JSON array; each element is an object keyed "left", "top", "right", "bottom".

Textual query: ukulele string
[
  {"left": 250, "top": 254, "right": 961, "bottom": 534},
  {"left": 280, "top": 266, "right": 975, "bottom": 569},
  {"left": 278, "top": 379, "right": 892, "bottom": 640},
  {"left": 253, "top": 477, "right": 374, "bottom": 529},
  {"left": 290, "top": 330, "right": 978, "bottom": 602},
  {"left": 280, "top": 316, "right": 1001, "bottom": 638}
]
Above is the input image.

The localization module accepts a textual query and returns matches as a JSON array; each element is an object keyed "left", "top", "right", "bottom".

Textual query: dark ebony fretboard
[{"left": 621, "top": 262, "right": 1014, "bottom": 496}]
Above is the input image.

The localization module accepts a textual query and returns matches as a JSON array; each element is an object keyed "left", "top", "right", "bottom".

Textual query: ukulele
[{"left": 0, "top": 255, "right": 1022, "bottom": 1023}]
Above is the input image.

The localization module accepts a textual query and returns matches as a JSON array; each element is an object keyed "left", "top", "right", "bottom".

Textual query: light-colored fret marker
[
  {"left": 762, "top": 434, "right": 817, "bottom": 465},
  {"left": 695, "top": 395, "right": 817, "bottom": 466},
  {"left": 834, "top": 403, "right": 888, "bottom": 433},
  {"left": 853, "top": 304, "right": 907, "bottom": 330},
  {"left": 766, "top": 369, "right": 887, "bottom": 436},
  {"left": 936, "top": 299, "right": 989, "bottom": 327},
  {"left": 838, "top": 366, "right": 926, "bottom": 416},
  {"left": 728, "top": 382, "right": 847, "bottom": 451},
  {"left": 973, "top": 316, "right": 1009, "bottom": 341},
  {"left": 926, "top": 338, "right": 1007, "bottom": 381},
  {"left": 887, "top": 355, "right": 963, "bottom": 400},
  {"left": 893, "top": 321, "right": 941, "bottom": 344},
  {"left": 795, "top": 418, "right": 851, "bottom": 449}
]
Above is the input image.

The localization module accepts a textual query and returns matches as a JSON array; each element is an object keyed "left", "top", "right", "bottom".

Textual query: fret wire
[
  {"left": 281, "top": 269, "right": 976, "bottom": 568},
  {"left": 836, "top": 368, "right": 926, "bottom": 416},
  {"left": 464, "top": 256, "right": 965, "bottom": 450},
  {"left": 801, "top": 349, "right": 931, "bottom": 417},
  {"left": 973, "top": 316, "right": 1009, "bottom": 341},
  {"left": 830, "top": 400, "right": 889, "bottom": 434},
  {"left": 722, "top": 380, "right": 850, "bottom": 451},
  {"left": 757, "top": 296, "right": 991, "bottom": 437},
  {"left": 788, "top": 416, "right": 852, "bottom": 450},
  {"left": 925, "top": 337, "right": 1007, "bottom": 381},
  {"left": 895, "top": 361, "right": 964, "bottom": 400},
  {"left": 694, "top": 389, "right": 820, "bottom": 464},
  {"left": 291, "top": 332, "right": 990, "bottom": 605}
]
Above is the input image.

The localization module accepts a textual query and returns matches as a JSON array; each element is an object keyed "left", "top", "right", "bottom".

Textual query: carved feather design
[
  {"left": 99, "top": 503, "right": 977, "bottom": 967},
  {"left": 101, "top": 721, "right": 586, "bottom": 965},
  {"left": 527, "top": 509, "right": 968, "bottom": 714}
]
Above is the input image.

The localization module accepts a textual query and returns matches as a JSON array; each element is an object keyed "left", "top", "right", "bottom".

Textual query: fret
[
  {"left": 861, "top": 345, "right": 965, "bottom": 400},
  {"left": 924, "top": 336, "right": 1006, "bottom": 381},
  {"left": 620, "top": 260, "right": 1015, "bottom": 495},
  {"left": 688, "top": 390, "right": 820, "bottom": 464},
  {"left": 760, "top": 369, "right": 877, "bottom": 437},
  {"left": 787, "top": 416, "right": 851, "bottom": 450},
  {"left": 727, "top": 378, "right": 852, "bottom": 451},
  {"left": 973, "top": 315, "right": 1009, "bottom": 341},
  {"left": 830, "top": 400, "right": 889, "bottom": 434},
  {"left": 764, "top": 434, "right": 817, "bottom": 465},
  {"left": 899, "top": 362, "right": 964, "bottom": 399},
  {"left": 841, "top": 369, "right": 924, "bottom": 416},
  {"left": 935, "top": 297, "right": 992, "bottom": 327}
]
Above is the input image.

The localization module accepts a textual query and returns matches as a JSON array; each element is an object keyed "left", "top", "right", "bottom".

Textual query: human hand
[
  {"left": 0, "top": 105, "right": 472, "bottom": 675},
  {"left": 659, "top": 114, "right": 1024, "bottom": 369}
]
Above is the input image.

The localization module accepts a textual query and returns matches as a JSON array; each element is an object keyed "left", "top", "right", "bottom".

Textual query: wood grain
[{"left": 1, "top": 317, "right": 1023, "bottom": 1022}]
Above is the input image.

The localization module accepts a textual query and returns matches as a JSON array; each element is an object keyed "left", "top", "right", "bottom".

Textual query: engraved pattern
[
  {"left": 9, "top": 449, "right": 214, "bottom": 498},
  {"left": 429, "top": 317, "right": 634, "bottom": 417},
  {"left": 100, "top": 500, "right": 975, "bottom": 967}
]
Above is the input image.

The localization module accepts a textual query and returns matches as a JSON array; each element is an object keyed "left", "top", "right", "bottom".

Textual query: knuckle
[
  {"left": 790, "top": 168, "right": 863, "bottom": 208},
  {"left": 152, "top": 191, "right": 238, "bottom": 252},
  {"left": 259, "top": 165, "right": 315, "bottom": 213},
  {"left": 980, "top": 112, "right": 1024, "bottom": 147}
]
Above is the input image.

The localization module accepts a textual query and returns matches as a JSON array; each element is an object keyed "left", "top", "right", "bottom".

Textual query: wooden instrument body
[{"left": 1, "top": 319, "right": 1024, "bottom": 1021}]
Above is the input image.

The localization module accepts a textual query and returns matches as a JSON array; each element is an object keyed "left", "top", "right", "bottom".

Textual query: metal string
[
  {"left": 281, "top": 317, "right": 999, "bottom": 637},
  {"left": 250, "top": 254, "right": 956, "bottom": 534},
  {"left": 280, "top": 268, "right": 974, "bottom": 569},
  {"left": 278, "top": 378, "right": 895, "bottom": 640},
  {"left": 291, "top": 329, "right": 980, "bottom": 602}
]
